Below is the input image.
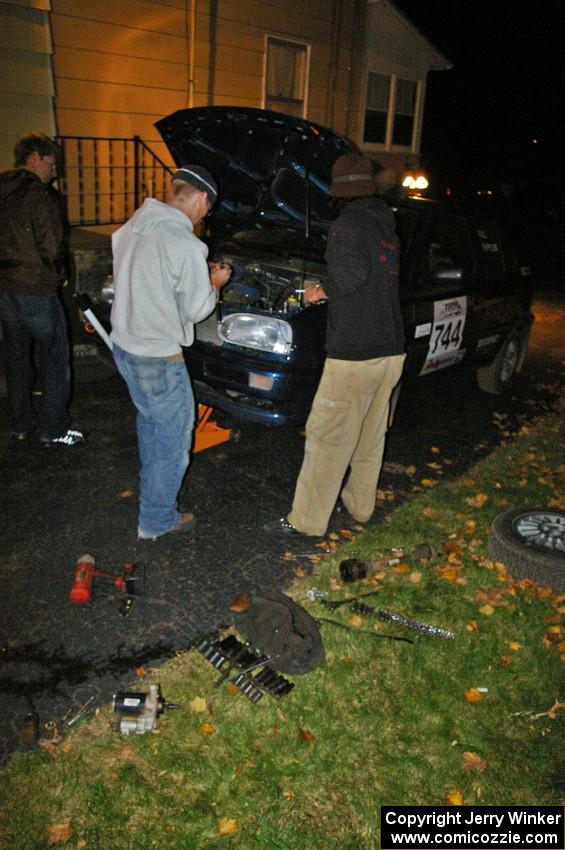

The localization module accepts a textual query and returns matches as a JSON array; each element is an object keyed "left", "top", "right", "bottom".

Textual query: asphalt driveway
[{"left": 0, "top": 288, "right": 563, "bottom": 763}]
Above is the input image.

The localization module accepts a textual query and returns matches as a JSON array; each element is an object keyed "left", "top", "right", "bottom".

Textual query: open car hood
[{"left": 155, "top": 106, "right": 353, "bottom": 231}]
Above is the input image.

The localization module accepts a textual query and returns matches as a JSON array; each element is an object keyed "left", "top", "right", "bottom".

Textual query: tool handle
[{"left": 70, "top": 554, "right": 96, "bottom": 604}]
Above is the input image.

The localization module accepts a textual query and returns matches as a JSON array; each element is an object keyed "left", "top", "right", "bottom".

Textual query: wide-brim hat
[
  {"left": 331, "top": 153, "right": 376, "bottom": 198},
  {"left": 172, "top": 165, "right": 218, "bottom": 204}
]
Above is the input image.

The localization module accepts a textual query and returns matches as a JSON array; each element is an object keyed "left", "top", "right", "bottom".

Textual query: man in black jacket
[
  {"left": 265, "top": 153, "right": 405, "bottom": 537},
  {"left": 0, "top": 132, "right": 84, "bottom": 445}
]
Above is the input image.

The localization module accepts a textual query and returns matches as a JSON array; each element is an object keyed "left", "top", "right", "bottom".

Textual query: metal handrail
[{"left": 56, "top": 135, "right": 174, "bottom": 227}]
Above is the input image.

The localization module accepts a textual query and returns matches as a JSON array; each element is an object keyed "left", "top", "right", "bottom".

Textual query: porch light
[{"left": 402, "top": 173, "right": 429, "bottom": 190}]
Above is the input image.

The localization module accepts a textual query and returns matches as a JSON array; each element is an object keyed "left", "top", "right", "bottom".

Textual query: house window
[
  {"left": 364, "top": 71, "right": 419, "bottom": 149},
  {"left": 393, "top": 78, "right": 417, "bottom": 146},
  {"left": 265, "top": 37, "right": 309, "bottom": 117},
  {"left": 364, "top": 72, "right": 390, "bottom": 144}
]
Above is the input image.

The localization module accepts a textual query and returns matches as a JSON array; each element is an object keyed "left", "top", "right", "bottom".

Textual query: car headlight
[{"left": 219, "top": 313, "right": 293, "bottom": 355}]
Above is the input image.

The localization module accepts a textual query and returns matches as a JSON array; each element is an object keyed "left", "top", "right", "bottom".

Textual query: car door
[{"left": 400, "top": 206, "right": 478, "bottom": 380}]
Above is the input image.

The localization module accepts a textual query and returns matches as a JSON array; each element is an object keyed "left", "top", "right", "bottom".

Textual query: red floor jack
[{"left": 74, "top": 292, "right": 234, "bottom": 453}]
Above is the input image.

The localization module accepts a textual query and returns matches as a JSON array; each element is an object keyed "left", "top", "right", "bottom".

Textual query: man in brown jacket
[{"left": 0, "top": 132, "right": 85, "bottom": 445}]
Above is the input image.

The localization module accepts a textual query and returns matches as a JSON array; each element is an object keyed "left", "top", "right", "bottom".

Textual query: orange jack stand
[{"left": 193, "top": 404, "right": 234, "bottom": 453}]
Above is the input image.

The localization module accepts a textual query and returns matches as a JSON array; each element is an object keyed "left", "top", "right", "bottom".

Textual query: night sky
[{"left": 392, "top": 0, "right": 565, "bottom": 198}]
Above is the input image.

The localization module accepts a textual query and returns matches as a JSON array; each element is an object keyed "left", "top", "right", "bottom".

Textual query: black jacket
[
  {"left": 0, "top": 168, "right": 66, "bottom": 296},
  {"left": 323, "top": 196, "right": 405, "bottom": 360}
]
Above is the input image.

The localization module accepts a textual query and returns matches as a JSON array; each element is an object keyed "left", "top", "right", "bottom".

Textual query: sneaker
[
  {"left": 263, "top": 516, "right": 316, "bottom": 537},
  {"left": 138, "top": 512, "right": 196, "bottom": 541},
  {"left": 41, "top": 428, "right": 86, "bottom": 447}
]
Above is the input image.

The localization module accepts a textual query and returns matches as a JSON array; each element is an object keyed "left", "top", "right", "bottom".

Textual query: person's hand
[
  {"left": 209, "top": 261, "right": 232, "bottom": 289},
  {"left": 304, "top": 280, "right": 328, "bottom": 305}
]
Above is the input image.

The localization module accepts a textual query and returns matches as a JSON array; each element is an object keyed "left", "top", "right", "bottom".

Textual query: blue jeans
[
  {"left": 0, "top": 291, "right": 71, "bottom": 438},
  {"left": 113, "top": 344, "right": 195, "bottom": 538}
]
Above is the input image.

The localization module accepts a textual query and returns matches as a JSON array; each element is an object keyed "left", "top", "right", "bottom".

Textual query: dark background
[{"left": 393, "top": 0, "right": 565, "bottom": 201}]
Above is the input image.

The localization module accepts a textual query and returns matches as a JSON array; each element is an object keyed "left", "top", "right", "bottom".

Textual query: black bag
[{"left": 233, "top": 590, "right": 324, "bottom": 675}]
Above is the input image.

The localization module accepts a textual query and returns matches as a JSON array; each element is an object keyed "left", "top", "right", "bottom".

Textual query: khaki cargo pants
[{"left": 288, "top": 354, "right": 405, "bottom": 536}]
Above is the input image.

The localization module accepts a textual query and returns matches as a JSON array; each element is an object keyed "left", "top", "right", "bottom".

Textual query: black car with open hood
[{"left": 140, "top": 107, "right": 535, "bottom": 426}]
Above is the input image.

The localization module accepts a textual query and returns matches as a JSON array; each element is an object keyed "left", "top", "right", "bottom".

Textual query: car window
[
  {"left": 475, "top": 220, "right": 506, "bottom": 281},
  {"left": 413, "top": 214, "right": 473, "bottom": 295}
]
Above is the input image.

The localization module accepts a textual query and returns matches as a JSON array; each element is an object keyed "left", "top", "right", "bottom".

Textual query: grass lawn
[{"left": 1, "top": 406, "right": 563, "bottom": 850}]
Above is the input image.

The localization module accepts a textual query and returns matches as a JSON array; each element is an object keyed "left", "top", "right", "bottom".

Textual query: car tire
[
  {"left": 488, "top": 507, "right": 565, "bottom": 591},
  {"left": 476, "top": 326, "right": 528, "bottom": 394}
]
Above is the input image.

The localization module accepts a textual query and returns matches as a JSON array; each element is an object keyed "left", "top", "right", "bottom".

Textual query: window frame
[
  {"left": 362, "top": 70, "right": 424, "bottom": 153},
  {"left": 262, "top": 35, "right": 311, "bottom": 118}
]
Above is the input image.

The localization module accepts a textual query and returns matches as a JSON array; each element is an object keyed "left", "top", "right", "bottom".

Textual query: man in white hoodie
[{"left": 110, "top": 165, "right": 230, "bottom": 540}]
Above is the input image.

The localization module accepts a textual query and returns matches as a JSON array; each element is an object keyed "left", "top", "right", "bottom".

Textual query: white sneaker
[{"left": 41, "top": 429, "right": 86, "bottom": 447}]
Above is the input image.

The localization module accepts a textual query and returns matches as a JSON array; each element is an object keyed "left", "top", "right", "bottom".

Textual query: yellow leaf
[
  {"left": 341, "top": 656, "right": 354, "bottom": 663},
  {"left": 508, "top": 641, "right": 523, "bottom": 651},
  {"left": 349, "top": 614, "right": 364, "bottom": 628},
  {"left": 189, "top": 697, "right": 208, "bottom": 714},
  {"left": 437, "top": 566, "right": 459, "bottom": 583},
  {"left": 466, "top": 493, "right": 489, "bottom": 508},
  {"left": 479, "top": 604, "right": 495, "bottom": 616},
  {"left": 445, "top": 789, "right": 465, "bottom": 806},
  {"left": 466, "top": 620, "right": 479, "bottom": 633},
  {"left": 464, "top": 688, "right": 484, "bottom": 703},
  {"left": 463, "top": 751, "right": 487, "bottom": 772},
  {"left": 276, "top": 707, "right": 287, "bottom": 723},
  {"left": 328, "top": 532, "right": 340, "bottom": 540},
  {"left": 431, "top": 446, "right": 441, "bottom": 454},
  {"left": 409, "top": 571, "right": 422, "bottom": 584},
  {"left": 421, "top": 478, "right": 436, "bottom": 487},
  {"left": 217, "top": 818, "right": 238, "bottom": 836},
  {"left": 47, "top": 821, "right": 73, "bottom": 846},
  {"left": 294, "top": 566, "right": 306, "bottom": 577},
  {"left": 282, "top": 788, "right": 295, "bottom": 800},
  {"left": 406, "top": 465, "right": 417, "bottom": 476},
  {"left": 120, "top": 489, "right": 133, "bottom": 498},
  {"left": 199, "top": 722, "right": 215, "bottom": 736}
]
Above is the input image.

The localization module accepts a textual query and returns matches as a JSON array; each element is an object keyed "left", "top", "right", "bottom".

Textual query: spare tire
[{"left": 488, "top": 507, "right": 565, "bottom": 591}]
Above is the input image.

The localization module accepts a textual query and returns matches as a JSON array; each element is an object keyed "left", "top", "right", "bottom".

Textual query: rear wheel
[
  {"left": 476, "top": 326, "right": 527, "bottom": 394},
  {"left": 488, "top": 507, "right": 565, "bottom": 591}
]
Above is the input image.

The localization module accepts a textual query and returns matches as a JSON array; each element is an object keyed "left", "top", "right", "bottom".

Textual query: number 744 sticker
[{"left": 419, "top": 296, "right": 467, "bottom": 375}]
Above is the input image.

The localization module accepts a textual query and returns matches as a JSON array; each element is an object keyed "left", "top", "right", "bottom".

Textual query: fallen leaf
[
  {"left": 340, "top": 529, "right": 354, "bottom": 538},
  {"left": 272, "top": 723, "right": 279, "bottom": 737},
  {"left": 466, "top": 493, "right": 489, "bottom": 508},
  {"left": 421, "top": 478, "right": 436, "bottom": 487},
  {"left": 393, "top": 563, "right": 411, "bottom": 574},
  {"left": 135, "top": 667, "right": 146, "bottom": 677},
  {"left": 189, "top": 696, "right": 208, "bottom": 714},
  {"left": 406, "top": 465, "right": 417, "bottom": 476},
  {"left": 282, "top": 788, "right": 295, "bottom": 800},
  {"left": 299, "top": 729, "right": 315, "bottom": 744},
  {"left": 276, "top": 707, "right": 287, "bottom": 723},
  {"left": 328, "top": 532, "right": 340, "bottom": 540},
  {"left": 464, "top": 688, "right": 484, "bottom": 703},
  {"left": 479, "top": 604, "right": 495, "bottom": 616},
  {"left": 508, "top": 641, "right": 524, "bottom": 651},
  {"left": 466, "top": 620, "right": 479, "bottom": 633},
  {"left": 329, "top": 578, "right": 342, "bottom": 592},
  {"left": 409, "top": 571, "right": 422, "bottom": 584},
  {"left": 463, "top": 751, "right": 487, "bottom": 772},
  {"left": 341, "top": 655, "right": 354, "bottom": 663},
  {"left": 431, "top": 446, "right": 441, "bottom": 454},
  {"left": 116, "top": 746, "right": 137, "bottom": 762},
  {"left": 422, "top": 506, "right": 437, "bottom": 518},
  {"left": 217, "top": 818, "right": 238, "bottom": 836},
  {"left": 349, "top": 614, "right": 364, "bottom": 628},
  {"left": 230, "top": 592, "right": 250, "bottom": 613},
  {"left": 226, "top": 684, "right": 239, "bottom": 695},
  {"left": 120, "top": 489, "right": 133, "bottom": 498},
  {"left": 48, "top": 821, "right": 73, "bottom": 846},
  {"left": 199, "top": 723, "right": 215, "bottom": 736},
  {"left": 445, "top": 789, "right": 465, "bottom": 806},
  {"left": 294, "top": 565, "right": 306, "bottom": 577},
  {"left": 500, "top": 655, "right": 513, "bottom": 666},
  {"left": 436, "top": 566, "right": 459, "bottom": 583},
  {"left": 75, "top": 841, "right": 87, "bottom": 850}
]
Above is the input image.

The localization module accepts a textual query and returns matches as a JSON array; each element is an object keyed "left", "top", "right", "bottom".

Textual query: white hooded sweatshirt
[{"left": 110, "top": 198, "right": 216, "bottom": 357}]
